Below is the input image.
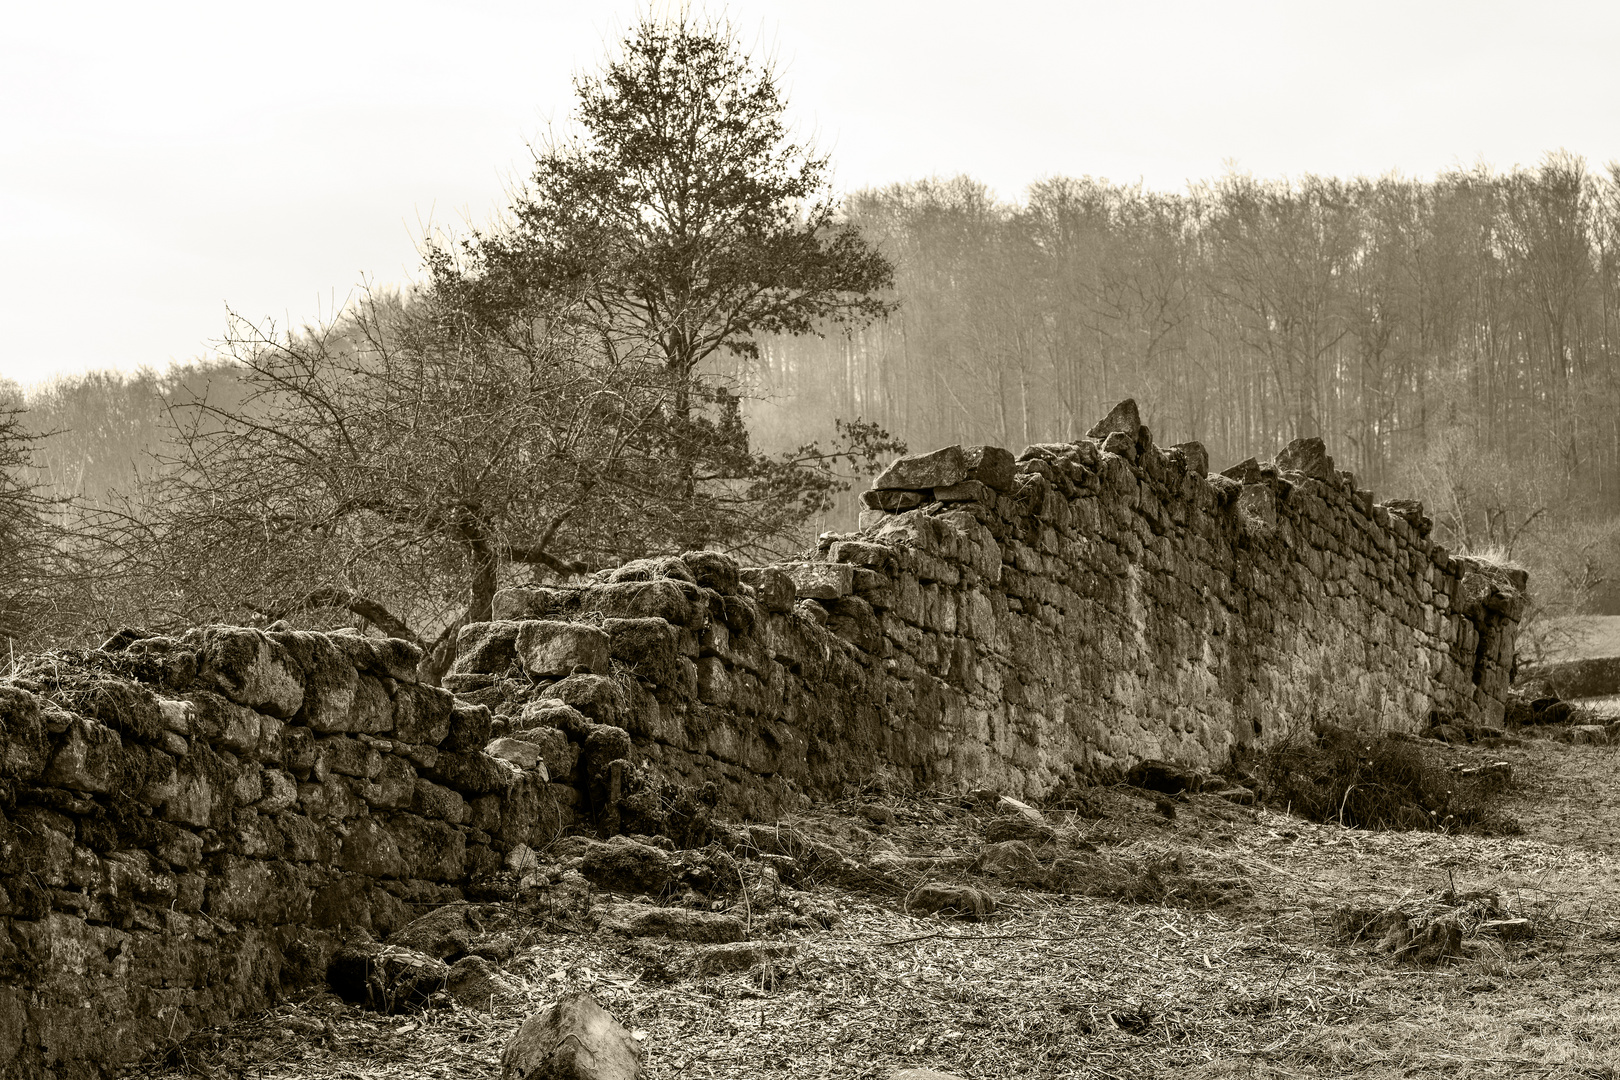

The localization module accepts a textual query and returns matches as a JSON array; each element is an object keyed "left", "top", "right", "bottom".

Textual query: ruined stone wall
[
  {"left": 0, "top": 401, "right": 1526, "bottom": 1078},
  {"left": 452, "top": 400, "right": 1525, "bottom": 811},
  {"left": 0, "top": 628, "right": 570, "bottom": 1080}
]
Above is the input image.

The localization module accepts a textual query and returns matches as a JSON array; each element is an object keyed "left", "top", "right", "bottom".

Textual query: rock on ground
[{"left": 502, "top": 991, "right": 643, "bottom": 1080}]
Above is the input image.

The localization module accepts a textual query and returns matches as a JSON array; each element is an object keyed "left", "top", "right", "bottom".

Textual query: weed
[{"left": 1255, "top": 726, "right": 1520, "bottom": 834}]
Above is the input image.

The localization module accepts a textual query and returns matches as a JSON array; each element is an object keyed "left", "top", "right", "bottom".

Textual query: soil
[{"left": 139, "top": 733, "right": 1620, "bottom": 1080}]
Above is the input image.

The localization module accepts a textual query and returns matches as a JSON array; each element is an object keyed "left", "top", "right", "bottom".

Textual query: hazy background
[{"left": 6, "top": 0, "right": 1619, "bottom": 385}]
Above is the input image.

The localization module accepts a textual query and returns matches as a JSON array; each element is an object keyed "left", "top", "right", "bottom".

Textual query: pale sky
[{"left": 4, "top": 0, "right": 1618, "bottom": 386}]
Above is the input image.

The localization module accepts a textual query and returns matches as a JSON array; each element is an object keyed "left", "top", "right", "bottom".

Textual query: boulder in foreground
[{"left": 503, "top": 990, "right": 643, "bottom": 1079}]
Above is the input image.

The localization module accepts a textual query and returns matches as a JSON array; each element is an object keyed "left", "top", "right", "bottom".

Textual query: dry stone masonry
[
  {"left": 0, "top": 627, "right": 566, "bottom": 1079},
  {"left": 456, "top": 398, "right": 1524, "bottom": 813},
  {"left": 0, "top": 400, "right": 1525, "bottom": 1078}
]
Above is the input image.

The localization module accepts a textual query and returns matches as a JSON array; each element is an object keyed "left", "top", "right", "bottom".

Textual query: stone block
[
  {"left": 604, "top": 618, "right": 682, "bottom": 685},
  {"left": 359, "top": 755, "right": 419, "bottom": 810},
  {"left": 546, "top": 674, "right": 625, "bottom": 725},
  {"left": 784, "top": 562, "right": 853, "bottom": 600},
  {"left": 189, "top": 627, "right": 305, "bottom": 718},
  {"left": 264, "top": 632, "right": 362, "bottom": 734},
  {"left": 443, "top": 702, "right": 494, "bottom": 753},
  {"left": 1086, "top": 398, "right": 1142, "bottom": 441},
  {"left": 255, "top": 768, "right": 298, "bottom": 814},
  {"left": 389, "top": 814, "right": 467, "bottom": 881},
  {"left": 0, "top": 686, "right": 49, "bottom": 782},
  {"left": 326, "top": 631, "right": 423, "bottom": 683},
  {"left": 424, "top": 751, "right": 518, "bottom": 797},
  {"left": 861, "top": 488, "right": 926, "bottom": 511},
  {"left": 449, "top": 621, "right": 522, "bottom": 677},
  {"left": 317, "top": 735, "right": 383, "bottom": 780},
  {"left": 43, "top": 717, "right": 125, "bottom": 794},
  {"left": 337, "top": 817, "right": 407, "bottom": 878},
  {"left": 874, "top": 444, "right": 968, "bottom": 491},
  {"left": 501, "top": 992, "right": 643, "bottom": 1080},
  {"left": 933, "top": 479, "right": 994, "bottom": 503},
  {"left": 485, "top": 737, "right": 550, "bottom": 777},
  {"left": 586, "top": 579, "right": 699, "bottom": 627},
  {"left": 297, "top": 776, "right": 369, "bottom": 821},
  {"left": 412, "top": 778, "right": 467, "bottom": 824},
  {"left": 1277, "top": 436, "right": 1337, "bottom": 481},
  {"left": 739, "top": 566, "right": 796, "bottom": 613},
  {"left": 349, "top": 674, "right": 394, "bottom": 735},
  {"left": 679, "top": 550, "right": 741, "bottom": 595},
  {"left": 510, "top": 724, "right": 578, "bottom": 779},
  {"left": 515, "top": 621, "right": 611, "bottom": 679},
  {"left": 393, "top": 684, "right": 454, "bottom": 746}
]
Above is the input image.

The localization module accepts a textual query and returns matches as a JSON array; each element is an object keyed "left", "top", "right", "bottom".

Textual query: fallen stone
[
  {"left": 1126, "top": 759, "right": 1203, "bottom": 794},
  {"left": 599, "top": 903, "right": 747, "bottom": 943},
  {"left": 1429, "top": 724, "right": 1466, "bottom": 743},
  {"left": 1479, "top": 918, "right": 1533, "bottom": 941},
  {"left": 1570, "top": 724, "right": 1610, "bottom": 745},
  {"left": 578, "top": 840, "right": 675, "bottom": 895},
  {"left": 984, "top": 815, "right": 1056, "bottom": 846},
  {"left": 388, "top": 902, "right": 483, "bottom": 960},
  {"left": 502, "top": 991, "right": 643, "bottom": 1080},
  {"left": 327, "top": 943, "right": 449, "bottom": 1013},
  {"left": 445, "top": 955, "right": 522, "bottom": 1010},
  {"left": 1214, "top": 787, "right": 1256, "bottom": 806},
  {"left": 973, "top": 839, "right": 1040, "bottom": 874},
  {"left": 908, "top": 882, "right": 994, "bottom": 919},
  {"left": 995, "top": 795, "right": 1046, "bottom": 824},
  {"left": 692, "top": 940, "right": 798, "bottom": 975},
  {"left": 1395, "top": 915, "right": 1464, "bottom": 966}
]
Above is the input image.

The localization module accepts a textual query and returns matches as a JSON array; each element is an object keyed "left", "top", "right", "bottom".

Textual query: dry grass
[
  {"left": 1253, "top": 727, "right": 1520, "bottom": 834},
  {"left": 140, "top": 738, "right": 1620, "bottom": 1080}
]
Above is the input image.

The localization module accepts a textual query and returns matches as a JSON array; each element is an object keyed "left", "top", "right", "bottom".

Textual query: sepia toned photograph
[{"left": 3, "top": 2, "right": 1619, "bottom": 1077}]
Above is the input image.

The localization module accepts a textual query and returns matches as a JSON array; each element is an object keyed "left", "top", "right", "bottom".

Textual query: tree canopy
[{"left": 438, "top": 15, "right": 896, "bottom": 399}]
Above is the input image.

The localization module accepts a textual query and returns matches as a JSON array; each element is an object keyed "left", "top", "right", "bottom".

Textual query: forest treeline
[
  {"left": 9, "top": 149, "right": 1620, "bottom": 653},
  {"left": 738, "top": 154, "right": 1620, "bottom": 622}
]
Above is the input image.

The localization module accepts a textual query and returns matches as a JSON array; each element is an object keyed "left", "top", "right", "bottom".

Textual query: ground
[{"left": 139, "top": 727, "right": 1620, "bottom": 1080}]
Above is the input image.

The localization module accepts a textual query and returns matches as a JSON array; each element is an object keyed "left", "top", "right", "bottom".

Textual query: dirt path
[{"left": 145, "top": 737, "right": 1620, "bottom": 1080}]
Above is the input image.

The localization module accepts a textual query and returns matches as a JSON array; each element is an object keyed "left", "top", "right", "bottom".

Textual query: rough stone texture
[
  {"left": 0, "top": 404, "right": 1526, "bottom": 1077},
  {"left": 501, "top": 991, "right": 643, "bottom": 1080},
  {"left": 473, "top": 406, "right": 1521, "bottom": 820},
  {"left": 0, "top": 630, "right": 583, "bottom": 1080}
]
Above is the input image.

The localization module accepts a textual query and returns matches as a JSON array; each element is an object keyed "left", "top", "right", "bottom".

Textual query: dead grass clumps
[{"left": 1255, "top": 726, "right": 1520, "bottom": 834}]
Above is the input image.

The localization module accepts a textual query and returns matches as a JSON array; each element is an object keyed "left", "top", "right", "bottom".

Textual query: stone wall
[
  {"left": 452, "top": 399, "right": 1526, "bottom": 811},
  {"left": 0, "top": 627, "right": 570, "bottom": 1080},
  {"left": 0, "top": 400, "right": 1526, "bottom": 1078}
]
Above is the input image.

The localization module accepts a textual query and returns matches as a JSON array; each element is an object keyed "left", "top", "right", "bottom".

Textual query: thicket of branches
[{"left": 5, "top": 16, "right": 902, "bottom": 669}]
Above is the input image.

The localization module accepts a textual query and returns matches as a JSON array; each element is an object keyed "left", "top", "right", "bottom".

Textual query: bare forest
[
  {"left": 9, "top": 155, "right": 1620, "bottom": 656},
  {"left": 741, "top": 156, "right": 1620, "bottom": 625}
]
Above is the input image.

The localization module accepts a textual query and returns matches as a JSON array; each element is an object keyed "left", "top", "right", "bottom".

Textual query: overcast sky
[{"left": 4, "top": 0, "right": 1618, "bottom": 386}]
